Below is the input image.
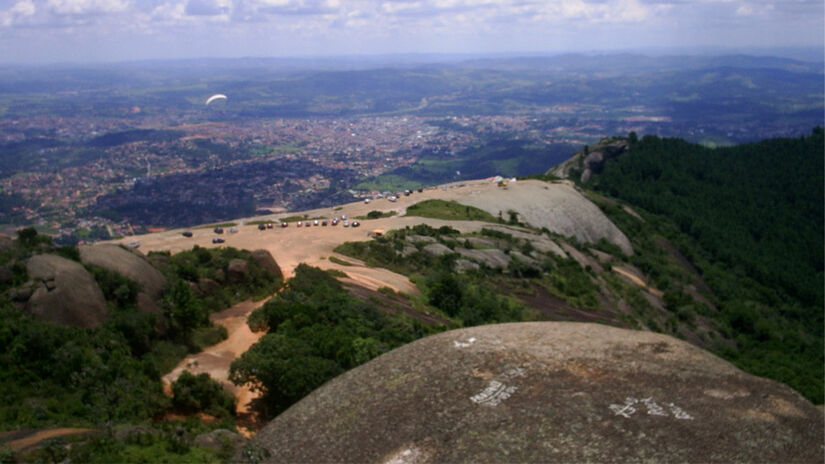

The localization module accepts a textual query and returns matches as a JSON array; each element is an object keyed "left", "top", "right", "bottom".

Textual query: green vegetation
[
  {"left": 355, "top": 210, "right": 397, "bottom": 220},
  {"left": 152, "top": 245, "right": 282, "bottom": 317},
  {"left": 196, "top": 222, "right": 237, "bottom": 229},
  {"left": 0, "top": 236, "right": 281, "bottom": 460},
  {"left": 58, "top": 429, "right": 225, "bottom": 464},
  {"left": 335, "top": 224, "right": 536, "bottom": 325},
  {"left": 356, "top": 139, "right": 577, "bottom": 191},
  {"left": 230, "top": 264, "right": 436, "bottom": 417},
  {"left": 406, "top": 199, "right": 498, "bottom": 223},
  {"left": 328, "top": 256, "right": 355, "bottom": 266},
  {"left": 171, "top": 371, "right": 236, "bottom": 419},
  {"left": 588, "top": 129, "right": 824, "bottom": 403}
]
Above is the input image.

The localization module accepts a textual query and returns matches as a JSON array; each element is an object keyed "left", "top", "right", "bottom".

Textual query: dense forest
[
  {"left": 0, "top": 232, "right": 281, "bottom": 462},
  {"left": 587, "top": 128, "right": 824, "bottom": 402}
]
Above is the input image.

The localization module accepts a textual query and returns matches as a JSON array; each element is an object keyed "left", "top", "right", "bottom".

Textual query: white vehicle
[
  {"left": 365, "top": 198, "right": 371, "bottom": 204},
  {"left": 343, "top": 220, "right": 350, "bottom": 227},
  {"left": 229, "top": 226, "right": 238, "bottom": 233}
]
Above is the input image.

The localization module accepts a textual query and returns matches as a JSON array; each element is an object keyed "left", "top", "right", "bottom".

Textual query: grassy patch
[
  {"left": 278, "top": 215, "right": 305, "bottom": 223},
  {"left": 329, "top": 256, "right": 355, "bottom": 266},
  {"left": 405, "top": 199, "right": 498, "bottom": 223},
  {"left": 355, "top": 210, "right": 398, "bottom": 220},
  {"left": 191, "top": 325, "right": 229, "bottom": 351},
  {"left": 196, "top": 222, "right": 237, "bottom": 229}
]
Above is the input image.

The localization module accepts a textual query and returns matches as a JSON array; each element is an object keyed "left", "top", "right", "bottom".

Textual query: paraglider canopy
[{"left": 205, "top": 94, "right": 227, "bottom": 105}]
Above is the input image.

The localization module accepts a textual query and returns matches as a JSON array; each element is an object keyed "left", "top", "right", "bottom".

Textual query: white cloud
[
  {"left": 0, "top": 0, "right": 36, "bottom": 26},
  {"left": 46, "top": 0, "right": 130, "bottom": 15}
]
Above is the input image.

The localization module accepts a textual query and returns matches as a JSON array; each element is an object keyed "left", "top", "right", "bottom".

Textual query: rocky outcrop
[
  {"left": 245, "top": 322, "right": 823, "bottom": 463},
  {"left": 451, "top": 181, "right": 633, "bottom": 254},
  {"left": 193, "top": 429, "right": 246, "bottom": 453},
  {"left": 25, "top": 254, "right": 108, "bottom": 328},
  {"left": 227, "top": 258, "right": 249, "bottom": 282},
  {"left": 422, "top": 243, "right": 452, "bottom": 257},
  {"left": 79, "top": 244, "right": 166, "bottom": 299},
  {"left": 455, "top": 248, "right": 510, "bottom": 269},
  {"left": 549, "top": 137, "right": 629, "bottom": 182},
  {"left": 251, "top": 249, "right": 283, "bottom": 281}
]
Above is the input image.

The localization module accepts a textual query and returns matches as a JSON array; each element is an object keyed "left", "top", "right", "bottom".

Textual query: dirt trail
[
  {"left": 162, "top": 298, "right": 271, "bottom": 437},
  {"left": 612, "top": 265, "right": 664, "bottom": 297},
  {"left": 3, "top": 428, "right": 96, "bottom": 451}
]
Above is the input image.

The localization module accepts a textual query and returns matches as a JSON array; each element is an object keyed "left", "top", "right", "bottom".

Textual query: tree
[{"left": 229, "top": 334, "right": 342, "bottom": 415}]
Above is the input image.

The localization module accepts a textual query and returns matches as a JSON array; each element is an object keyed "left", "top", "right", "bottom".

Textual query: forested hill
[
  {"left": 590, "top": 129, "right": 823, "bottom": 307},
  {"left": 583, "top": 128, "right": 823, "bottom": 402}
]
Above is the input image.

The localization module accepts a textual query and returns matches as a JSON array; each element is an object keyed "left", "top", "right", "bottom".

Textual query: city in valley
[{"left": 0, "top": 54, "right": 821, "bottom": 242}]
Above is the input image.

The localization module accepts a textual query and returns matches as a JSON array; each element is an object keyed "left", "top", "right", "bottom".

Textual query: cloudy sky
[{"left": 0, "top": 0, "right": 822, "bottom": 63}]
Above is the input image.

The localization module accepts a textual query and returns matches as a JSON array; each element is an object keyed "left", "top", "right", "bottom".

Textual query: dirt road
[
  {"left": 2, "top": 428, "right": 96, "bottom": 451},
  {"left": 162, "top": 298, "right": 270, "bottom": 436}
]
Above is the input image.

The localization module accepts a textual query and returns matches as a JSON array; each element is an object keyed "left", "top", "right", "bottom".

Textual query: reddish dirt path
[
  {"left": 2, "top": 428, "right": 96, "bottom": 451},
  {"left": 162, "top": 298, "right": 271, "bottom": 437}
]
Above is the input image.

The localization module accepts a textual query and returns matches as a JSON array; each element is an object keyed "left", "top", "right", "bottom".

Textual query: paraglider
[{"left": 205, "top": 94, "right": 227, "bottom": 105}]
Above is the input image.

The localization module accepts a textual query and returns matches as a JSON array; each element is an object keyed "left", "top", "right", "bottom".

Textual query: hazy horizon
[{"left": 0, "top": 0, "right": 822, "bottom": 65}]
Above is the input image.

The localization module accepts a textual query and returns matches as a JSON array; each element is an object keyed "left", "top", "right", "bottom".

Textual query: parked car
[
  {"left": 212, "top": 237, "right": 225, "bottom": 244},
  {"left": 182, "top": 231, "right": 193, "bottom": 237},
  {"left": 321, "top": 220, "right": 328, "bottom": 226},
  {"left": 214, "top": 227, "right": 224, "bottom": 234},
  {"left": 351, "top": 221, "right": 360, "bottom": 228},
  {"left": 281, "top": 222, "right": 288, "bottom": 228},
  {"left": 258, "top": 224, "right": 267, "bottom": 230},
  {"left": 343, "top": 220, "right": 350, "bottom": 227},
  {"left": 266, "top": 223, "right": 274, "bottom": 229}
]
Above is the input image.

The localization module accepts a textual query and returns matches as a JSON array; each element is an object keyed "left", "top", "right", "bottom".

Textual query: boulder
[
  {"left": 422, "top": 243, "right": 453, "bottom": 257},
  {"left": 197, "top": 277, "right": 221, "bottom": 296},
  {"left": 79, "top": 244, "right": 166, "bottom": 299},
  {"left": 227, "top": 258, "right": 249, "bottom": 282},
  {"left": 245, "top": 322, "right": 823, "bottom": 463},
  {"left": 193, "top": 429, "right": 247, "bottom": 453},
  {"left": 455, "top": 248, "right": 510, "bottom": 269},
  {"left": 251, "top": 249, "right": 283, "bottom": 280},
  {"left": 25, "top": 254, "right": 107, "bottom": 328},
  {"left": 454, "top": 259, "right": 480, "bottom": 273},
  {"left": 0, "top": 265, "right": 13, "bottom": 286},
  {"left": 407, "top": 235, "right": 436, "bottom": 245},
  {"left": 0, "top": 234, "right": 13, "bottom": 253}
]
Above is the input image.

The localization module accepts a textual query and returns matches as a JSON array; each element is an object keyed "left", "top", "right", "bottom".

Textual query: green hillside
[{"left": 586, "top": 128, "right": 824, "bottom": 402}]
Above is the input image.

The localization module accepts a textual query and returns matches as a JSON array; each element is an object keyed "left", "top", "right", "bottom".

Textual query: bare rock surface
[
  {"left": 452, "top": 181, "right": 633, "bottom": 254},
  {"left": 193, "top": 429, "right": 246, "bottom": 452},
  {"left": 25, "top": 254, "right": 107, "bottom": 328},
  {"left": 227, "top": 258, "right": 249, "bottom": 281},
  {"left": 246, "top": 322, "right": 823, "bottom": 463},
  {"left": 79, "top": 244, "right": 166, "bottom": 298},
  {"left": 250, "top": 249, "right": 283, "bottom": 281},
  {"left": 455, "top": 248, "right": 510, "bottom": 269},
  {"left": 422, "top": 243, "right": 452, "bottom": 257}
]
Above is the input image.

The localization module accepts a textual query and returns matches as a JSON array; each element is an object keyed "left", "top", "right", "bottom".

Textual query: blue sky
[{"left": 0, "top": 0, "right": 822, "bottom": 63}]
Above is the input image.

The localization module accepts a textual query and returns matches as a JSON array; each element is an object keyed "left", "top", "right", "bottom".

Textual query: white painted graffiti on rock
[
  {"left": 453, "top": 337, "right": 477, "bottom": 348},
  {"left": 609, "top": 397, "right": 694, "bottom": 420},
  {"left": 470, "top": 380, "right": 517, "bottom": 407},
  {"left": 500, "top": 367, "right": 527, "bottom": 380}
]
